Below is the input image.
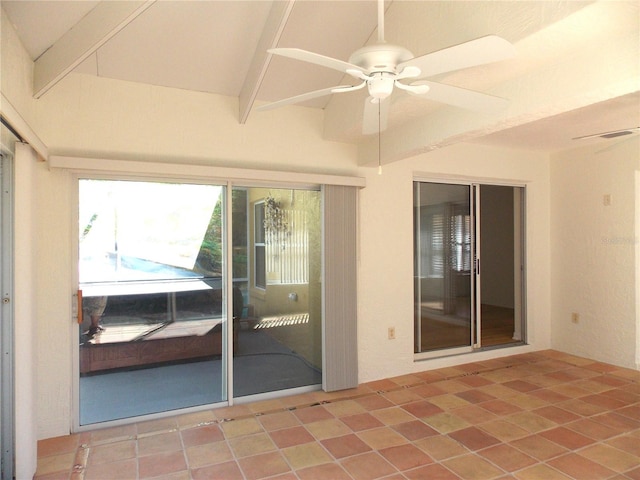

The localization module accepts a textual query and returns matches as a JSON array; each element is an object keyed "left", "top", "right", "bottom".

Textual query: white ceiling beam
[
  {"left": 0, "top": 93, "right": 48, "bottom": 161},
  {"left": 238, "top": 0, "right": 296, "bottom": 125},
  {"left": 33, "top": 0, "right": 156, "bottom": 98},
  {"left": 356, "top": 28, "right": 640, "bottom": 166}
]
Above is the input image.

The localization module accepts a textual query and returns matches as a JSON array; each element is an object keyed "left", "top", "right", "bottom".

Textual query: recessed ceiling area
[
  {"left": 2, "top": 0, "right": 638, "bottom": 165},
  {"left": 471, "top": 92, "right": 640, "bottom": 152}
]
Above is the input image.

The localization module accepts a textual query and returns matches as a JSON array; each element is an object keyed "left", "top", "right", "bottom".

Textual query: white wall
[
  {"left": 0, "top": 11, "right": 38, "bottom": 124},
  {"left": 550, "top": 138, "right": 639, "bottom": 369},
  {"left": 33, "top": 162, "right": 74, "bottom": 437},
  {"left": 14, "top": 143, "right": 39, "bottom": 480},
  {"left": 2, "top": 11, "right": 40, "bottom": 477},
  {"left": 33, "top": 73, "right": 359, "bottom": 176}
]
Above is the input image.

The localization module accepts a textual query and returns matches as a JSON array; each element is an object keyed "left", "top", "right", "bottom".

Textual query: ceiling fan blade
[
  {"left": 399, "top": 35, "right": 515, "bottom": 79},
  {"left": 332, "top": 81, "right": 367, "bottom": 93},
  {"left": 395, "top": 81, "right": 429, "bottom": 95},
  {"left": 256, "top": 85, "right": 355, "bottom": 111},
  {"left": 411, "top": 80, "right": 509, "bottom": 112},
  {"left": 362, "top": 97, "right": 390, "bottom": 135},
  {"left": 395, "top": 66, "right": 421, "bottom": 81},
  {"left": 268, "top": 48, "right": 364, "bottom": 76}
]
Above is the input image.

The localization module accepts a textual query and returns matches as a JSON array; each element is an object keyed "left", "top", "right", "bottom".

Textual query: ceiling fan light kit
[{"left": 367, "top": 73, "right": 395, "bottom": 101}]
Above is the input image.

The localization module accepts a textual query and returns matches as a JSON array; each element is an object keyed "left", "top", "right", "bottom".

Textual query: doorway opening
[{"left": 478, "top": 185, "right": 525, "bottom": 348}]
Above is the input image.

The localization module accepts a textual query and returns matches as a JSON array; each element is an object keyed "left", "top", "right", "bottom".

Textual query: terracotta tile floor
[{"left": 35, "top": 350, "right": 640, "bottom": 479}]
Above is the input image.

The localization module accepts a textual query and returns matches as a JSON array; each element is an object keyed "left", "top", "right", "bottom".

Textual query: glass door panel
[
  {"left": 414, "top": 182, "right": 473, "bottom": 354},
  {"left": 233, "top": 187, "right": 322, "bottom": 398},
  {"left": 478, "top": 185, "right": 525, "bottom": 348},
  {"left": 78, "top": 179, "right": 227, "bottom": 425}
]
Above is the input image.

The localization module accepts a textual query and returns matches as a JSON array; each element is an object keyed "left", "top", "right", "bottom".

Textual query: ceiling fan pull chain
[{"left": 378, "top": 101, "right": 382, "bottom": 175}]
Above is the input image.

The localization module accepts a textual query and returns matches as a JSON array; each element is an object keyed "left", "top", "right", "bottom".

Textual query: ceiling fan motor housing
[{"left": 348, "top": 44, "right": 415, "bottom": 73}]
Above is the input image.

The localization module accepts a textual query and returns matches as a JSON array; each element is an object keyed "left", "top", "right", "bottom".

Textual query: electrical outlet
[
  {"left": 388, "top": 327, "right": 396, "bottom": 340},
  {"left": 571, "top": 312, "right": 579, "bottom": 324}
]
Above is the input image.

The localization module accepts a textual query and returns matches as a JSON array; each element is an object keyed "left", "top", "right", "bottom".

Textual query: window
[
  {"left": 254, "top": 201, "right": 266, "bottom": 289},
  {"left": 452, "top": 207, "right": 472, "bottom": 273},
  {"left": 266, "top": 206, "right": 310, "bottom": 285},
  {"left": 417, "top": 204, "right": 471, "bottom": 279},
  {"left": 254, "top": 191, "right": 315, "bottom": 287},
  {"left": 419, "top": 209, "right": 444, "bottom": 278}
]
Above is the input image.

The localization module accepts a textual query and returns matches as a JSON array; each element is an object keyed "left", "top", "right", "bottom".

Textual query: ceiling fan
[{"left": 257, "top": 0, "right": 516, "bottom": 134}]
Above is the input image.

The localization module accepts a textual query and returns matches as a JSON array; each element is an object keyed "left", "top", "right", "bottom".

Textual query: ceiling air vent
[
  {"left": 573, "top": 127, "right": 640, "bottom": 140},
  {"left": 600, "top": 131, "right": 634, "bottom": 139}
]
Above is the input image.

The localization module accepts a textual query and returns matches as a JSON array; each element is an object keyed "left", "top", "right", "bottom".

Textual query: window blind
[{"left": 322, "top": 185, "right": 358, "bottom": 392}]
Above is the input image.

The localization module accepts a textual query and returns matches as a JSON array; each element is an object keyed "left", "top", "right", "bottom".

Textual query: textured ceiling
[{"left": 2, "top": 0, "right": 638, "bottom": 165}]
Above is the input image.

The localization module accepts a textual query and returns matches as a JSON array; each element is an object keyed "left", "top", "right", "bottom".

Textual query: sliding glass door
[
  {"left": 78, "top": 179, "right": 228, "bottom": 425},
  {"left": 414, "top": 181, "right": 525, "bottom": 356},
  {"left": 77, "top": 180, "right": 323, "bottom": 426}
]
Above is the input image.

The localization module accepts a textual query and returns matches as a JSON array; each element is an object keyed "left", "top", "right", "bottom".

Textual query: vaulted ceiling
[{"left": 2, "top": 0, "right": 638, "bottom": 166}]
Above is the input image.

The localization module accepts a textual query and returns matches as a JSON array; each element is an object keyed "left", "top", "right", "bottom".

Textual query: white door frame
[{"left": 1, "top": 149, "right": 15, "bottom": 480}]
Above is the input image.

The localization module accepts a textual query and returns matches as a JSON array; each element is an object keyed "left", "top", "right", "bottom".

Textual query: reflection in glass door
[
  {"left": 78, "top": 179, "right": 227, "bottom": 426},
  {"left": 232, "top": 187, "right": 322, "bottom": 399},
  {"left": 414, "top": 182, "right": 474, "bottom": 354}
]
